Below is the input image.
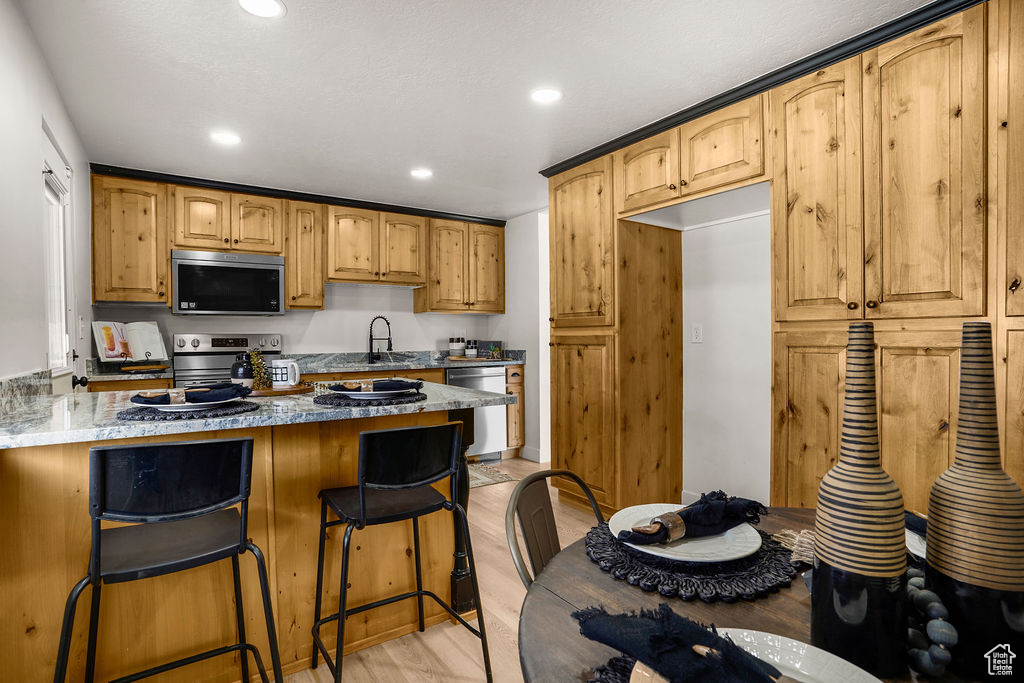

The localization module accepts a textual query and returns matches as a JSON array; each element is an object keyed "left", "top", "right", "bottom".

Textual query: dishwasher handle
[{"left": 445, "top": 366, "right": 506, "bottom": 381}]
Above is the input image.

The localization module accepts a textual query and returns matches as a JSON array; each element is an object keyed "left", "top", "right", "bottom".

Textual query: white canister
[{"left": 270, "top": 359, "right": 300, "bottom": 387}]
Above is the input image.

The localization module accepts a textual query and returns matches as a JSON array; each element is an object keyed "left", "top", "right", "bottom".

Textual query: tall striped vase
[
  {"left": 926, "top": 322, "right": 1024, "bottom": 678},
  {"left": 811, "top": 322, "right": 907, "bottom": 677}
]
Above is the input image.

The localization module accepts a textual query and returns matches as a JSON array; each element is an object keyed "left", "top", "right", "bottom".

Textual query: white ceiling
[{"left": 18, "top": 0, "right": 930, "bottom": 219}]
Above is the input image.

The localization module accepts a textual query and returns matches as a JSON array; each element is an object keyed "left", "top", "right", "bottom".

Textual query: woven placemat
[
  {"left": 313, "top": 391, "right": 427, "bottom": 407},
  {"left": 117, "top": 400, "right": 260, "bottom": 421},
  {"left": 585, "top": 523, "right": 797, "bottom": 603}
]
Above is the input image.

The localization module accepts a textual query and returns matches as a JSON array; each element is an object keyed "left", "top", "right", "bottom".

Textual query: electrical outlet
[{"left": 690, "top": 324, "right": 704, "bottom": 344}]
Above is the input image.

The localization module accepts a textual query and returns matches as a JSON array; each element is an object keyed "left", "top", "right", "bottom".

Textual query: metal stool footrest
[{"left": 109, "top": 643, "right": 270, "bottom": 683}]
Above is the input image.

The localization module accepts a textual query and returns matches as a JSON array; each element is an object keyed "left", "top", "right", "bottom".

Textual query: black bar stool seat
[
  {"left": 320, "top": 484, "right": 446, "bottom": 525},
  {"left": 99, "top": 508, "right": 243, "bottom": 583}
]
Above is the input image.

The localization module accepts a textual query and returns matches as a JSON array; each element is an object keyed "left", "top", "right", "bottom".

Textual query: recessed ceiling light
[
  {"left": 410, "top": 168, "right": 433, "bottom": 179},
  {"left": 530, "top": 87, "right": 563, "bottom": 104},
  {"left": 210, "top": 130, "right": 241, "bottom": 146},
  {"left": 239, "top": 0, "right": 286, "bottom": 18}
]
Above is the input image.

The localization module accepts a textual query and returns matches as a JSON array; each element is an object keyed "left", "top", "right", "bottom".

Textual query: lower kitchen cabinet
[
  {"left": 1003, "top": 329, "right": 1024, "bottom": 486},
  {"left": 505, "top": 365, "right": 525, "bottom": 452},
  {"left": 772, "top": 329, "right": 961, "bottom": 512},
  {"left": 88, "top": 378, "right": 173, "bottom": 393}
]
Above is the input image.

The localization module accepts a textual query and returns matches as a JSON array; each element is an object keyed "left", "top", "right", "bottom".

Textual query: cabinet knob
[
  {"left": 381, "top": 272, "right": 387, "bottom": 277},
  {"left": 233, "top": 239, "right": 238, "bottom": 244},
  {"left": 1010, "top": 277, "right": 1021, "bottom": 293},
  {"left": 847, "top": 302, "right": 859, "bottom": 310},
  {"left": 548, "top": 317, "right": 554, "bottom": 322},
  {"left": 158, "top": 291, "right": 165, "bottom": 297},
  {"left": 680, "top": 179, "right": 688, "bottom": 187},
  {"left": 291, "top": 295, "right": 296, "bottom": 301},
  {"left": 223, "top": 238, "right": 229, "bottom": 243},
  {"left": 549, "top": 342, "right": 554, "bottom": 347},
  {"left": 865, "top": 300, "right": 878, "bottom": 309},
  {"left": 669, "top": 184, "right": 677, "bottom": 190},
  {"left": 375, "top": 271, "right": 379, "bottom": 276}
]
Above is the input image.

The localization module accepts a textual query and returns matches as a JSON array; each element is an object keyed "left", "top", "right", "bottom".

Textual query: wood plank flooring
[{"left": 285, "top": 457, "right": 597, "bottom": 683}]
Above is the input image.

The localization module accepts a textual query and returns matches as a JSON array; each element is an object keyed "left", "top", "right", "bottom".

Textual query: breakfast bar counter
[{"left": 0, "top": 383, "right": 514, "bottom": 683}]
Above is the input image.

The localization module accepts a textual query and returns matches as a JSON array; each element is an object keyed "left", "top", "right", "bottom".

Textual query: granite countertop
[{"left": 0, "top": 382, "right": 515, "bottom": 449}]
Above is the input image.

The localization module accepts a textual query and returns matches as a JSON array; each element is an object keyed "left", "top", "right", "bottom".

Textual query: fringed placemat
[
  {"left": 313, "top": 391, "right": 428, "bottom": 408},
  {"left": 589, "top": 655, "right": 637, "bottom": 683},
  {"left": 585, "top": 523, "right": 797, "bottom": 603},
  {"left": 117, "top": 401, "right": 260, "bottom": 421}
]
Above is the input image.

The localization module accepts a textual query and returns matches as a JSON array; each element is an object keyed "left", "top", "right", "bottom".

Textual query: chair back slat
[
  {"left": 358, "top": 423, "right": 462, "bottom": 490},
  {"left": 515, "top": 478, "right": 561, "bottom": 578},
  {"left": 89, "top": 438, "right": 253, "bottom": 523}
]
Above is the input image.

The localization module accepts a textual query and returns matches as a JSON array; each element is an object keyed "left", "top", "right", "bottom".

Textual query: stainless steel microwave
[{"left": 171, "top": 249, "right": 285, "bottom": 315}]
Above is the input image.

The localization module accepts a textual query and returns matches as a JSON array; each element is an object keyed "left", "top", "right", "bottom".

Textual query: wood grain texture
[
  {"left": 231, "top": 194, "right": 284, "bottom": 255},
  {"left": 862, "top": 4, "right": 987, "bottom": 319},
  {"left": 379, "top": 213, "right": 426, "bottom": 285},
  {"left": 325, "top": 206, "right": 379, "bottom": 283},
  {"left": 87, "top": 378, "right": 173, "bottom": 393},
  {"left": 1005, "top": 329, "right": 1024, "bottom": 487},
  {"left": 770, "top": 57, "right": 864, "bottom": 321},
  {"left": 505, "top": 366, "right": 524, "bottom": 451},
  {"left": 613, "top": 128, "right": 681, "bottom": 214},
  {"left": 91, "top": 175, "right": 168, "bottom": 304},
  {"left": 678, "top": 94, "right": 766, "bottom": 197},
  {"left": 999, "top": 0, "right": 1024, "bottom": 317},
  {"left": 285, "top": 201, "right": 325, "bottom": 309},
  {"left": 468, "top": 224, "right": 505, "bottom": 313},
  {"left": 299, "top": 370, "right": 446, "bottom": 385},
  {"left": 172, "top": 185, "right": 231, "bottom": 249}
]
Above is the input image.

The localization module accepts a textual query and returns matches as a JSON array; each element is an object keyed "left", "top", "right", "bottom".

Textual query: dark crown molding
[
  {"left": 89, "top": 163, "right": 507, "bottom": 227},
  {"left": 539, "top": 0, "right": 984, "bottom": 178}
]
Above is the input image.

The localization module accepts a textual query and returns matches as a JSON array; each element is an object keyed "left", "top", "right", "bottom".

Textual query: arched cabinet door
[
  {"left": 325, "top": 206, "right": 379, "bottom": 282},
  {"left": 678, "top": 94, "right": 766, "bottom": 198}
]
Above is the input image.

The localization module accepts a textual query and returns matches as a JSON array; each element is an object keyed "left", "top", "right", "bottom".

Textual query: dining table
[{"left": 517, "top": 507, "right": 921, "bottom": 683}]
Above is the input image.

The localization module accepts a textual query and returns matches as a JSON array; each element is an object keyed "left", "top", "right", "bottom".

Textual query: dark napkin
[
  {"left": 328, "top": 379, "right": 423, "bottom": 393},
  {"left": 905, "top": 510, "right": 927, "bottom": 538},
  {"left": 130, "top": 383, "right": 251, "bottom": 405},
  {"left": 617, "top": 490, "right": 767, "bottom": 545},
  {"left": 574, "top": 603, "right": 781, "bottom": 683}
]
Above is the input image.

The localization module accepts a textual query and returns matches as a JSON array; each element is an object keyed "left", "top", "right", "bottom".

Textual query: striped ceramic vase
[
  {"left": 811, "top": 322, "right": 907, "bottom": 677},
  {"left": 926, "top": 322, "right": 1024, "bottom": 678}
]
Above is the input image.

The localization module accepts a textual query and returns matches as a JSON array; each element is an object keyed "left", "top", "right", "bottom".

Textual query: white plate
[
  {"left": 151, "top": 397, "right": 243, "bottom": 412},
  {"left": 630, "top": 629, "right": 881, "bottom": 683},
  {"left": 608, "top": 503, "right": 762, "bottom": 563},
  {"left": 905, "top": 529, "right": 926, "bottom": 559}
]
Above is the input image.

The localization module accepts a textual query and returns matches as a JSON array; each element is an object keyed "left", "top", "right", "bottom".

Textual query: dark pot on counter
[{"left": 231, "top": 353, "right": 254, "bottom": 388}]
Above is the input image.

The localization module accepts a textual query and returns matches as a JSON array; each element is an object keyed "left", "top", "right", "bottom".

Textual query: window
[{"left": 42, "top": 135, "right": 73, "bottom": 373}]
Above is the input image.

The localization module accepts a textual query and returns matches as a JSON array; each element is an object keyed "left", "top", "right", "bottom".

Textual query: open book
[{"left": 92, "top": 321, "right": 168, "bottom": 362}]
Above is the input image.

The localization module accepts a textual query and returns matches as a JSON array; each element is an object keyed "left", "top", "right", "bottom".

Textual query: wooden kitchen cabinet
[
  {"left": 505, "top": 365, "right": 524, "bottom": 452},
  {"left": 171, "top": 186, "right": 231, "bottom": 249},
  {"left": 285, "top": 200, "right": 325, "bottom": 309},
  {"left": 772, "top": 329, "right": 961, "bottom": 511},
  {"left": 326, "top": 206, "right": 378, "bottom": 282},
  {"left": 88, "top": 378, "right": 173, "bottom": 393},
  {"left": 677, "top": 94, "right": 767, "bottom": 197},
  {"left": 549, "top": 155, "right": 616, "bottom": 327},
  {"left": 1004, "top": 330, "right": 1024, "bottom": 486},
  {"left": 92, "top": 175, "right": 169, "bottom": 304},
  {"left": 379, "top": 213, "right": 426, "bottom": 285},
  {"left": 862, "top": 5, "right": 986, "bottom": 319},
  {"left": 414, "top": 221, "right": 504, "bottom": 313},
  {"left": 614, "top": 129, "right": 680, "bottom": 214},
  {"left": 1000, "top": 0, "right": 1024, "bottom": 316},
  {"left": 771, "top": 57, "right": 865, "bottom": 321},
  {"left": 230, "top": 194, "right": 284, "bottom": 254}
]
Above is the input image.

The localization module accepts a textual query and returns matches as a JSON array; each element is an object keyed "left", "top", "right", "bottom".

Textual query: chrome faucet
[{"left": 368, "top": 315, "right": 392, "bottom": 364}]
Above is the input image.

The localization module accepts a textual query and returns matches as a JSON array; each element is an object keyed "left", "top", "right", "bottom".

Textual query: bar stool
[
  {"left": 53, "top": 437, "right": 284, "bottom": 683},
  {"left": 310, "top": 422, "right": 492, "bottom": 682}
]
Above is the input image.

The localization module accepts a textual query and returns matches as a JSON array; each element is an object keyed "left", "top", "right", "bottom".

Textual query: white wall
[
  {"left": 0, "top": 0, "right": 91, "bottom": 380},
  {"left": 94, "top": 284, "right": 492, "bottom": 354},
  {"left": 486, "top": 209, "right": 549, "bottom": 462}
]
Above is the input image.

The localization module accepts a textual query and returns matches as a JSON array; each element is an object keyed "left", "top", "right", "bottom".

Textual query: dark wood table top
[{"left": 517, "top": 508, "right": 913, "bottom": 682}]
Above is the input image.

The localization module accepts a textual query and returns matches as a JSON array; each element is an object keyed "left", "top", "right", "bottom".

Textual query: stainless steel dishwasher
[{"left": 445, "top": 366, "right": 508, "bottom": 460}]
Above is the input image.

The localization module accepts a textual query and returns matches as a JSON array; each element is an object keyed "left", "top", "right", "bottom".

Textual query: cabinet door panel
[
  {"left": 285, "top": 201, "right": 324, "bottom": 309},
  {"left": 230, "top": 195, "right": 283, "bottom": 254},
  {"left": 771, "top": 58, "right": 864, "bottom": 321},
  {"left": 863, "top": 6, "right": 986, "bottom": 318},
  {"left": 507, "top": 383, "right": 524, "bottom": 449},
  {"left": 424, "top": 220, "right": 468, "bottom": 310},
  {"left": 613, "top": 129, "right": 680, "bottom": 214},
  {"left": 326, "top": 207, "right": 379, "bottom": 282},
  {"left": 551, "top": 335, "right": 616, "bottom": 505},
  {"left": 92, "top": 176, "right": 168, "bottom": 303},
  {"left": 380, "top": 213, "right": 426, "bottom": 285},
  {"left": 172, "top": 187, "right": 230, "bottom": 249},
  {"left": 469, "top": 224, "right": 505, "bottom": 312},
  {"left": 679, "top": 94, "right": 765, "bottom": 196},
  {"left": 1005, "top": 331, "right": 1024, "bottom": 487},
  {"left": 1002, "top": 0, "right": 1024, "bottom": 316},
  {"left": 549, "top": 156, "right": 615, "bottom": 327}
]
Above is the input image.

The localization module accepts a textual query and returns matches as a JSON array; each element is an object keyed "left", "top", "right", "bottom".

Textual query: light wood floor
[{"left": 284, "top": 457, "right": 597, "bottom": 683}]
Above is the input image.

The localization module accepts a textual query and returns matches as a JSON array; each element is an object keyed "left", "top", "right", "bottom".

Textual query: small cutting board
[{"left": 248, "top": 384, "right": 314, "bottom": 397}]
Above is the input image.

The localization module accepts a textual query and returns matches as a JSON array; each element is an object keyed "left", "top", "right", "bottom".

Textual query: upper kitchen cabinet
[
  {"left": 677, "top": 93, "right": 767, "bottom": 197},
  {"left": 862, "top": 5, "right": 986, "bottom": 319},
  {"left": 379, "top": 213, "right": 426, "bottom": 285},
  {"left": 92, "top": 175, "right": 168, "bottom": 304},
  {"left": 999, "top": 0, "right": 1024, "bottom": 316},
  {"left": 549, "top": 155, "right": 616, "bottom": 327},
  {"left": 285, "top": 200, "right": 325, "bottom": 309},
  {"left": 614, "top": 129, "right": 681, "bottom": 214},
  {"left": 326, "top": 206, "right": 378, "bottom": 282},
  {"left": 171, "top": 186, "right": 231, "bottom": 249},
  {"left": 771, "top": 57, "right": 865, "bottom": 321},
  {"left": 230, "top": 194, "right": 284, "bottom": 254},
  {"left": 413, "top": 220, "right": 504, "bottom": 313}
]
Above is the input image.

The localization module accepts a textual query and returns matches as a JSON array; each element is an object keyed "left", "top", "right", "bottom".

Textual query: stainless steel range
[{"left": 172, "top": 333, "right": 283, "bottom": 388}]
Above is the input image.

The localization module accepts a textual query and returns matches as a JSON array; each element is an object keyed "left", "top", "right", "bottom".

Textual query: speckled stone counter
[
  {"left": 285, "top": 350, "right": 525, "bottom": 374},
  {"left": 0, "top": 382, "right": 514, "bottom": 449}
]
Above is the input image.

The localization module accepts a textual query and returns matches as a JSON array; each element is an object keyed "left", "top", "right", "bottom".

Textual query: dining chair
[{"left": 504, "top": 469, "right": 604, "bottom": 588}]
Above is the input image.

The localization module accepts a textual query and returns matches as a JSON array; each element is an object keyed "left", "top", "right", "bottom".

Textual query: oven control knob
[
  {"left": 190, "top": 338, "right": 200, "bottom": 348},
  {"left": 176, "top": 338, "right": 186, "bottom": 348},
  {"left": 259, "top": 337, "right": 267, "bottom": 347},
  {"left": 270, "top": 337, "right": 279, "bottom": 347}
]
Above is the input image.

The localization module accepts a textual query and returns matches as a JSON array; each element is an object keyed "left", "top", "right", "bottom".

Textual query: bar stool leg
[
  {"left": 246, "top": 542, "right": 284, "bottom": 683},
  {"left": 53, "top": 576, "right": 90, "bottom": 683},
  {"left": 231, "top": 555, "right": 250, "bottom": 683},
  {"left": 84, "top": 583, "right": 102, "bottom": 683},
  {"left": 456, "top": 504, "right": 492, "bottom": 682},
  {"left": 335, "top": 523, "right": 355, "bottom": 683},
  {"left": 412, "top": 517, "right": 425, "bottom": 632},
  {"left": 311, "top": 499, "right": 328, "bottom": 669}
]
